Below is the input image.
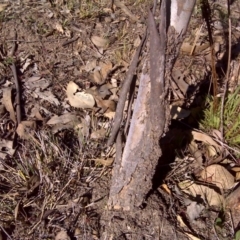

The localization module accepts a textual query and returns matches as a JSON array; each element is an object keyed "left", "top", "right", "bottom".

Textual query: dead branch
[
  {"left": 10, "top": 31, "right": 22, "bottom": 124},
  {"left": 107, "top": 31, "right": 147, "bottom": 146}
]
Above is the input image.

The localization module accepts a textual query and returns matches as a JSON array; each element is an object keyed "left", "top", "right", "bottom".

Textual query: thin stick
[
  {"left": 10, "top": 31, "right": 22, "bottom": 124},
  {"left": 124, "top": 78, "right": 136, "bottom": 136},
  {"left": 62, "top": 36, "right": 79, "bottom": 47},
  {"left": 220, "top": 0, "right": 231, "bottom": 141},
  {"left": 0, "top": 225, "right": 13, "bottom": 240},
  {"left": 107, "top": 30, "right": 147, "bottom": 146}
]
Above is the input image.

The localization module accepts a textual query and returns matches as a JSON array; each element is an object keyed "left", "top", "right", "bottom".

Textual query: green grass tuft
[{"left": 201, "top": 86, "right": 240, "bottom": 148}]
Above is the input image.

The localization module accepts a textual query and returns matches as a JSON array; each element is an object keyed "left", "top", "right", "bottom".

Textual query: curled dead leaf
[
  {"left": 93, "top": 158, "right": 114, "bottom": 166},
  {"left": 16, "top": 121, "right": 36, "bottom": 140},
  {"left": 170, "top": 105, "right": 190, "bottom": 119},
  {"left": 91, "top": 35, "right": 109, "bottom": 48},
  {"left": 92, "top": 70, "right": 103, "bottom": 84},
  {"left": 0, "top": 3, "right": 8, "bottom": 12},
  {"left": 103, "top": 111, "right": 115, "bottom": 119},
  {"left": 96, "top": 98, "right": 116, "bottom": 113},
  {"left": 47, "top": 113, "right": 78, "bottom": 125},
  {"left": 188, "top": 140, "right": 203, "bottom": 166},
  {"left": 99, "top": 61, "right": 112, "bottom": 79},
  {"left": 201, "top": 164, "right": 235, "bottom": 190},
  {"left": 55, "top": 230, "right": 70, "bottom": 240},
  {"left": 186, "top": 201, "right": 204, "bottom": 221},
  {"left": 178, "top": 180, "right": 224, "bottom": 207},
  {"left": 85, "top": 59, "right": 97, "bottom": 72},
  {"left": 2, "top": 87, "right": 16, "bottom": 123},
  {"left": 0, "top": 139, "right": 15, "bottom": 159},
  {"left": 90, "top": 128, "right": 106, "bottom": 140},
  {"left": 191, "top": 131, "right": 221, "bottom": 151},
  {"left": 66, "top": 81, "right": 95, "bottom": 109},
  {"left": 226, "top": 184, "right": 240, "bottom": 209}
]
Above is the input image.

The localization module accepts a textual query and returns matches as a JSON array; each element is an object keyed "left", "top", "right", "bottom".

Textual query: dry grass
[{"left": 0, "top": 127, "right": 106, "bottom": 238}]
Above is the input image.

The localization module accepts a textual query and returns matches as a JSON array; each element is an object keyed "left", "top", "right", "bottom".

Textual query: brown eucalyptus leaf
[
  {"left": 201, "top": 164, "right": 235, "bottom": 190},
  {"left": 178, "top": 180, "right": 224, "bottom": 207},
  {"left": 66, "top": 81, "right": 95, "bottom": 109},
  {"left": 94, "top": 158, "right": 114, "bottom": 166},
  {"left": 47, "top": 113, "right": 78, "bottom": 125},
  {"left": 90, "top": 128, "right": 106, "bottom": 139},
  {"left": 96, "top": 98, "right": 116, "bottom": 113},
  {"left": 99, "top": 61, "right": 112, "bottom": 79},
  {"left": 91, "top": 35, "right": 109, "bottom": 48},
  {"left": 2, "top": 87, "right": 16, "bottom": 123},
  {"left": 92, "top": 70, "right": 103, "bottom": 84},
  {"left": 55, "top": 230, "right": 70, "bottom": 240},
  {"left": 16, "top": 121, "right": 36, "bottom": 140}
]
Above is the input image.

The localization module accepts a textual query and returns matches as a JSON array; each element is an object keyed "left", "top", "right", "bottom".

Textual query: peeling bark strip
[
  {"left": 148, "top": 10, "right": 166, "bottom": 135},
  {"left": 107, "top": 65, "right": 151, "bottom": 210},
  {"left": 107, "top": 32, "right": 147, "bottom": 146}
]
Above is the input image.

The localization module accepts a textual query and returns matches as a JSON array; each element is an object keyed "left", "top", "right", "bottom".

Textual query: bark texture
[{"left": 103, "top": 0, "right": 197, "bottom": 238}]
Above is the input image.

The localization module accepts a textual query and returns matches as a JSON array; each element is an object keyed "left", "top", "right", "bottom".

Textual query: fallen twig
[
  {"left": 107, "top": 30, "right": 147, "bottom": 146},
  {"left": 10, "top": 31, "right": 21, "bottom": 124},
  {"left": 113, "top": 0, "right": 138, "bottom": 22},
  {"left": 62, "top": 36, "right": 79, "bottom": 47}
]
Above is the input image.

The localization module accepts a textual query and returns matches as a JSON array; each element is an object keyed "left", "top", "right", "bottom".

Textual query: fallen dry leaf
[
  {"left": 25, "top": 76, "right": 50, "bottom": 90},
  {"left": 0, "top": 139, "right": 15, "bottom": 159},
  {"left": 92, "top": 69, "right": 103, "bottom": 84},
  {"left": 47, "top": 113, "right": 78, "bottom": 125},
  {"left": 53, "top": 21, "right": 64, "bottom": 34},
  {"left": 20, "top": 58, "right": 32, "bottom": 73},
  {"left": 85, "top": 59, "right": 97, "bottom": 72},
  {"left": 30, "top": 107, "right": 44, "bottom": 121},
  {"left": 161, "top": 184, "right": 172, "bottom": 195},
  {"left": 103, "top": 111, "right": 115, "bottom": 119},
  {"left": 134, "top": 36, "right": 141, "bottom": 47},
  {"left": 191, "top": 131, "right": 221, "bottom": 151},
  {"left": 178, "top": 180, "right": 224, "bottom": 207},
  {"left": 186, "top": 201, "right": 204, "bottom": 221},
  {"left": 95, "top": 98, "right": 116, "bottom": 113},
  {"left": 231, "top": 167, "right": 240, "bottom": 172},
  {"left": 177, "top": 214, "right": 188, "bottom": 228},
  {"left": 55, "top": 230, "right": 70, "bottom": 240},
  {"left": 185, "top": 233, "right": 201, "bottom": 240},
  {"left": 16, "top": 121, "right": 37, "bottom": 140},
  {"left": 34, "top": 89, "right": 60, "bottom": 106},
  {"left": 2, "top": 87, "right": 16, "bottom": 123},
  {"left": 201, "top": 164, "right": 235, "bottom": 190},
  {"left": 188, "top": 140, "right": 203, "bottom": 166},
  {"left": 94, "top": 158, "right": 114, "bottom": 166},
  {"left": 90, "top": 128, "right": 106, "bottom": 139},
  {"left": 170, "top": 105, "right": 190, "bottom": 119},
  {"left": 91, "top": 35, "right": 109, "bottom": 48},
  {"left": 226, "top": 184, "right": 240, "bottom": 209},
  {"left": 66, "top": 81, "right": 95, "bottom": 109},
  {"left": 236, "top": 172, "right": 240, "bottom": 181},
  {"left": 99, "top": 61, "right": 112, "bottom": 79},
  {"left": 0, "top": 3, "right": 8, "bottom": 12},
  {"left": 51, "top": 122, "right": 79, "bottom": 134}
]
